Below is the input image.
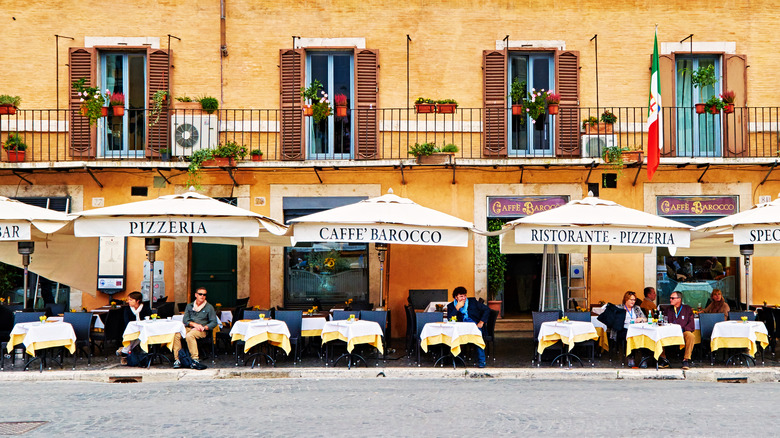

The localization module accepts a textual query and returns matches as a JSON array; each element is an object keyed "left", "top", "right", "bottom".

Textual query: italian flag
[{"left": 647, "top": 28, "right": 663, "bottom": 181}]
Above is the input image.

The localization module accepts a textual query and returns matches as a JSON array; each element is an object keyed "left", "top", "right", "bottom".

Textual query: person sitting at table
[
  {"left": 619, "top": 291, "right": 646, "bottom": 367},
  {"left": 172, "top": 287, "right": 218, "bottom": 369},
  {"left": 703, "top": 288, "right": 730, "bottom": 316},
  {"left": 116, "top": 291, "right": 151, "bottom": 363},
  {"left": 446, "top": 286, "right": 490, "bottom": 368},
  {"left": 640, "top": 287, "right": 657, "bottom": 314},
  {"left": 661, "top": 291, "right": 696, "bottom": 370}
]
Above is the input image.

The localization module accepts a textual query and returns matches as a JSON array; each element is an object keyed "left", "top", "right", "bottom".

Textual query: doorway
[
  {"left": 191, "top": 243, "right": 237, "bottom": 307},
  {"left": 504, "top": 254, "right": 542, "bottom": 316},
  {"left": 100, "top": 52, "right": 146, "bottom": 158}
]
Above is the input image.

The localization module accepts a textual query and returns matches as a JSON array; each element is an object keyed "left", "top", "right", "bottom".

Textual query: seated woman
[
  {"left": 618, "top": 291, "right": 646, "bottom": 367},
  {"left": 703, "top": 288, "right": 730, "bottom": 316},
  {"left": 117, "top": 291, "right": 152, "bottom": 363}
]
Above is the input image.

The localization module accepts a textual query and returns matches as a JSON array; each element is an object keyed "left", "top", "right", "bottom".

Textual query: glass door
[
  {"left": 676, "top": 56, "right": 722, "bottom": 157},
  {"left": 306, "top": 52, "right": 354, "bottom": 159},
  {"left": 101, "top": 53, "right": 146, "bottom": 158},
  {"left": 508, "top": 53, "right": 555, "bottom": 157}
]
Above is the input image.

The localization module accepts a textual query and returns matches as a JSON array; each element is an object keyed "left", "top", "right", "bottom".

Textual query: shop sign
[
  {"left": 657, "top": 196, "right": 738, "bottom": 217},
  {"left": 515, "top": 225, "right": 690, "bottom": 247},
  {"left": 487, "top": 196, "right": 568, "bottom": 218},
  {"left": 293, "top": 223, "right": 468, "bottom": 247},
  {"left": 0, "top": 222, "right": 29, "bottom": 240}
]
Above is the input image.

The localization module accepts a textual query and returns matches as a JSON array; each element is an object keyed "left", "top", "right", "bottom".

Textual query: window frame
[
  {"left": 305, "top": 50, "right": 355, "bottom": 160},
  {"left": 674, "top": 55, "right": 723, "bottom": 158},
  {"left": 507, "top": 51, "right": 556, "bottom": 157}
]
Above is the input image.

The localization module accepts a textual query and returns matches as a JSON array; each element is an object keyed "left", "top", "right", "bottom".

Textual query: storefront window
[
  {"left": 284, "top": 243, "right": 368, "bottom": 307},
  {"left": 655, "top": 249, "right": 739, "bottom": 310}
]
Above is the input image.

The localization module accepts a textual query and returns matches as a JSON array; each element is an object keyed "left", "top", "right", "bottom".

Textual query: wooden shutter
[
  {"left": 724, "top": 54, "right": 748, "bottom": 157},
  {"left": 482, "top": 50, "right": 507, "bottom": 157},
  {"left": 279, "top": 49, "right": 305, "bottom": 160},
  {"left": 555, "top": 50, "right": 580, "bottom": 156},
  {"left": 659, "top": 54, "right": 676, "bottom": 156},
  {"left": 147, "top": 48, "right": 170, "bottom": 157},
  {"left": 354, "top": 49, "right": 379, "bottom": 159},
  {"left": 68, "top": 48, "right": 97, "bottom": 158}
]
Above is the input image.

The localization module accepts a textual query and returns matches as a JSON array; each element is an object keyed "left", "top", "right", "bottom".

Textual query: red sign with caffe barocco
[{"left": 656, "top": 196, "right": 738, "bottom": 216}]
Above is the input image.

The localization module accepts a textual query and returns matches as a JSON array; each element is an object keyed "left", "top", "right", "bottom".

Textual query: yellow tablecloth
[
  {"left": 7, "top": 321, "right": 76, "bottom": 357},
  {"left": 122, "top": 319, "right": 187, "bottom": 353},
  {"left": 711, "top": 320, "right": 769, "bottom": 357},
  {"left": 626, "top": 323, "right": 684, "bottom": 359},
  {"left": 537, "top": 321, "right": 598, "bottom": 354},
  {"left": 321, "top": 320, "right": 384, "bottom": 354},
  {"left": 590, "top": 317, "right": 610, "bottom": 352},
  {"left": 229, "top": 319, "right": 291, "bottom": 354},
  {"left": 420, "top": 321, "right": 485, "bottom": 357},
  {"left": 301, "top": 317, "right": 327, "bottom": 337}
]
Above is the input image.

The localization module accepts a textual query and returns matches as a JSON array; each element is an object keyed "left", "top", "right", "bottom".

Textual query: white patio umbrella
[
  {"left": 499, "top": 196, "right": 692, "bottom": 310},
  {"left": 68, "top": 189, "right": 290, "bottom": 301},
  {"left": 0, "top": 196, "right": 99, "bottom": 304},
  {"left": 289, "top": 189, "right": 477, "bottom": 306}
]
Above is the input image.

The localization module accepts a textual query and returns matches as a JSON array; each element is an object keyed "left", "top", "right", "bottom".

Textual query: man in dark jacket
[
  {"left": 446, "top": 286, "right": 490, "bottom": 368},
  {"left": 662, "top": 292, "right": 696, "bottom": 370}
]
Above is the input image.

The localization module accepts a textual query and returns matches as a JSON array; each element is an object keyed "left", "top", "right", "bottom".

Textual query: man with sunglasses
[
  {"left": 172, "top": 287, "right": 218, "bottom": 369},
  {"left": 661, "top": 292, "right": 696, "bottom": 370}
]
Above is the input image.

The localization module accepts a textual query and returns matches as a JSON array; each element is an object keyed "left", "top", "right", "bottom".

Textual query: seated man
[
  {"left": 662, "top": 292, "right": 696, "bottom": 370},
  {"left": 640, "top": 287, "right": 657, "bottom": 314},
  {"left": 172, "top": 287, "right": 218, "bottom": 369},
  {"left": 446, "top": 286, "right": 490, "bottom": 368}
]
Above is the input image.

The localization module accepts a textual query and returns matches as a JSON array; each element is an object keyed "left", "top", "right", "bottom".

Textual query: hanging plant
[
  {"left": 149, "top": 90, "right": 169, "bottom": 127},
  {"left": 72, "top": 78, "right": 106, "bottom": 126},
  {"left": 487, "top": 218, "right": 507, "bottom": 301}
]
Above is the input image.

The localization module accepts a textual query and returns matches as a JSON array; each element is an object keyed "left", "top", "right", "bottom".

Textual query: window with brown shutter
[
  {"left": 69, "top": 48, "right": 97, "bottom": 158},
  {"left": 147, "top": 48, "right": 170, "bottom": 157},
  {"left": 355, "top": 49, "right": 379, "bottom": 159},
  {"left": 483, "top": 50, "right": 507, "bottom": 157},
  {"left": 724, "top": 54, "right": 747, "bottom": 157},
  {"left": 659, "top": 53, "right": 676, "bottom": 156},
  {"left": 555, "top": 50, "right": 580, "bottom": 157},
  {"left": 279, "top": 49, "right": 305, "bottom": 161}
]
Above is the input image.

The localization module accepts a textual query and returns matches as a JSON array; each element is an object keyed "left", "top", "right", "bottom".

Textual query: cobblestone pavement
[{"left": 1, "top": 378, "right": 779, "bottom": 437}]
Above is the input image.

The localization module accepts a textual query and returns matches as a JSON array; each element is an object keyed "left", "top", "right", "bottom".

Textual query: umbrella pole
[
  {"left": 22, "top": 263, "right": 28, "bottom": 309},
  {"left": 539, "top": 245, "right": 548, "bottom": 311},
  {"left": 555, "top": 244, "right": 564, "bottom": 315},
  {"left": 586, "top": 245, "right": 592, "bottom": 309}
]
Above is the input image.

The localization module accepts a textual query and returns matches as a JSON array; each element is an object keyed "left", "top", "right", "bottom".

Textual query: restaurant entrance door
[
  {"left": 504, "top": 254, "right": 543, "bottom": 316},
  {"left": 191, "top": 243, "right": 237, "bottom": 307}
]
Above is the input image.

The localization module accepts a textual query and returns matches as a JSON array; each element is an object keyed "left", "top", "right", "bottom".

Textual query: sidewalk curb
[{"left": 0, "top": 366, "right": 778, "bottom": 383}]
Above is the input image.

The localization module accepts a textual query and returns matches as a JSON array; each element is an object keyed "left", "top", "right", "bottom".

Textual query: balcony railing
[{"left": 0, "top": 107, "right": 776, "bottom": 163}]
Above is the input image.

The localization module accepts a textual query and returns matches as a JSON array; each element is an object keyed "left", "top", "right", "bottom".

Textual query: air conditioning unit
[
  {"left": 581, "top": 134, "right": 616, "bottom": 158},
  {"left": 171, "top": 114, "right": 218, "bottom": 156}
]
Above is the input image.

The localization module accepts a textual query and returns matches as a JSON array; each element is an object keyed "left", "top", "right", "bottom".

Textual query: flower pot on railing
[
  {"left": 0, "top": 104, "right": 16, "bottom": 115},
  {"left": 724, "top": 103, "right": 735, "bottom": 114},
  {"left": 695, "top": 103, "right": 706, "bottom": 114},
  {"left": 416, "top": 153, "right": 454, "bottom": 165},
  {"left": 203, "top": 157, "right": 235, "bottom": 167},
  {"left": 6, "top": 150, "right": 25, "bottom": 162},
  {"left": 621, "top": 150, "right": 643, "bottom": 163},
  {"left": 251, "top": 154, "right": 263, "bottom": 162},
  {"left": 708, "top": 105, "right": 720, "bottom": 115},
  {"left": 100, "top": 107, "right": 108, "bottom": 117},
  {"left": 415, "top": 103, "right": 435, "bottom": 114},
  {"left": 303, "top": 104, "right": 313, "bottom": 117},
  {"left": 436, "top": 103, "right": 457, "bottom": 114},
  {"left": 547, "top": 104, "right": 559, "bottom": 115},
  {"left": 511, "top": 104, "right": 523, "bottom": 115},
  {"left": 175, "top": 101, "right": 203, "bottom": 114},
  {"left": 112, "top": 106, "right": 125, "bottom": 116},
  {"left": 336, "top": 105, "right": 347, "bottom": 117},
  {"left": 584, "top": 123, "right": 614, "bottom": 135}
]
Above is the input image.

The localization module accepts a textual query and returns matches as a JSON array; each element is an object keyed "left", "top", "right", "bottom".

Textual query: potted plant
[
  {"left": 72, "top": 78, "right": 106, "bottom": 125},
  {"left": 582, "top": 111, "right": 617, "bottom": 134},
  {"left": 436, "top": 99, "right": 458, "bottom": 114},
  {"left": 721, "top": 90, "right": 736, "bottom": 114},
  {"left": 205, "top": 141, "right": 248, "bottom": 166},
  {"left": 0, "top": 95, "right": 21, "bottom": 115},
  {"left": 187, "top": 148, "right": 212, "bottom": 188},
  {"left": 3, "top": 133, "right": 27, "bottom": 162},
  {"left": 603, "top": 145, "right": 642, "bottom": 175},
  {"left": 487, "top": 218, "right": 506, "bottom": 318},
  {"left": 704, "top": 95, "right": 725, "bottom": 114},
  {"left": 408, "top": 142, "right": 458, "bottom": 165},
  {"left": 521, "top": 88, "right": 549, "bottom": 129},
  {"left": 250, "top": 149, "right": 264, "bottom": 162},
  {"left": 158, "top": 147, "right": 171, "bottom": 161},
  {"left": 198, "top": 96, "right": 219, "bottom": 115},
  {"left": 414, "top": 97, "right": 436, "bottom": 114},
  {"left": 681, "top": 64, "right": 718, "bottom": 114},
  {"left": 174, "top": 95, "right": 201, "bottom": 113},
  {"left": 300, "top": 80, "right": 329, "bottom": 118},
  {"left": 509, "top": 78, "right": 525, "bottom": 115},
  {"left": 149, "top": 90, "right": 169, "bottom": 126},
  {"left": 334, "top": 93, "right": 348, "bottom": 117},
  {"left": 546, "top": 91, "right": 561, "bottom": 115},
  {"left": 109, "top": 92, "right": 125, "bottom": 116}
]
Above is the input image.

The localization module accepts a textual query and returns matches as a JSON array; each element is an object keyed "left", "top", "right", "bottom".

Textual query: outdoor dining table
[
  {"left": 538, "top": 320, "right": 598, "bottom": 367},
  {"left": 590, "top": 316, "right": 610, "bottom": 352},
  {"left": 420, "top": 321, "right": 485, "bottom": 368},
  {"left": 301, "top": 316, "right": 327, "bottom": 337},
  {"left": 625, "top": 322, "right": 684, "bottom": 362},
  {"left": 711, "top": 320, "right": 768, "bottom": 365},
  {"left": 229, "top": 319, "right": 291, "bottom": 368},
  {"left": 7, "top": 319, "right": 76, "bottom": 372},
  {"left": 321, "top": 320, "right": 384, "bottom": 368},
  {"left": 122, "top": 318, "right": 186, "bottom": 367}
]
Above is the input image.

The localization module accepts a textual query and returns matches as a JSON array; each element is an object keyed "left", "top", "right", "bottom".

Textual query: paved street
[{"left": 2, "top": 378, "right": 779, "bottom": 437}]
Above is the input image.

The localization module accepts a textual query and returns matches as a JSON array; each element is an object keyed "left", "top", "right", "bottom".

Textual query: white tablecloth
[
  {"left": 420, "top": 321, "right": 484, "bottom": 356},
  {"left": 229, "top": 319, "right": 291, "bottom": 354},
  {"left": 423, "top": 302, "right": 450, "bottom": 313},
  {"left": 122, "top": 319, "right": 186, "bottom": 352},
  {"left": 302, "top": 317, "right": 327, "bottom": 337},
  {"left": 218, "top": 310, "right": 232, "bottom": 325},
  {"left": 7, "top": 321, "right": 77, "bottom": 357},
  {"left": 711, "top": 320, "right": 768, "bottom": 357},
  {"left": 321, "top": 320, "right": 384, "bottom": 354},
  {"left": 538, "top": 321, "right": 598, "bottom": 353},
  {"left": 626, "top": 322, "right": 684, "bottom": 359}
]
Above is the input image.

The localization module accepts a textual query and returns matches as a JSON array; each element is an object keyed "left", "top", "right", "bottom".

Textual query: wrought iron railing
[{"left": 0, "top": 106, "right": 776, "bottom": 163}]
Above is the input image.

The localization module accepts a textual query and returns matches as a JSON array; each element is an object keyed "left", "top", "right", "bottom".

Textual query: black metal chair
[
  {"left": 275, "top": 310, "right": 302, "bottom": 364},
  {"left": 415, "top": 312, "right": 444, "bottom": 365},
  {"left": 532, "top": 311, "right": 561, "bottom": 366},
  {"left": 0, "top": 306, "right": 15, "bottom": 370},
  {"left": 153, "top": 296, "right": 168, "bottom": 308},
  {"left": 359, "top": 310, "right": 388, "bottom": 360},
  {"left": 483, "top": 309, "right": 499, "bottom": 361},
  {"left": 194, "top": 328, "right": 217, "bottom": 364},
  {"left": 177, "top": 302, "right": 187, "bottom": 313},
  {"left": 156, "top": 302, "right": 175, "bottom": 319},
  {"left": 756, "top": 307, "right": 775, "bottom": 356},
  {"left": 234, "top": 297, "right": 250, "bottom": 308},
  {"left": 91, "top": 308, "right": 124, "bottom": 355},
  {"left": 404, "top": 305, "right": 416, "bottom": 355},
  {"left": 64, "top": 312, "right": 93, "bottom": 368},
  {"left": 728, "top": 311, "right": 756, "bottom": 321},
  {"left": 243, "top": 309, "right": 273, "bottom": 320},
  {"left": 44, "top": 303, "right": 66, "bottom": 317},
  {"left": 698, "top": 312, "right": 725, "bottom": 365}
]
